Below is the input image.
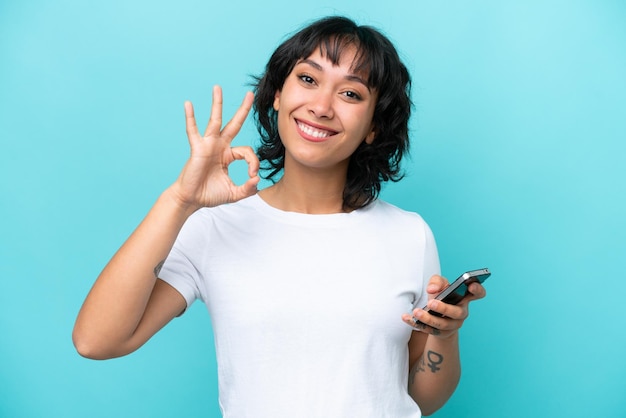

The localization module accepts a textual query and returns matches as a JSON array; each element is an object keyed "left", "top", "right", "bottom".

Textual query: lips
[{"left": 296, "top": 119, "right": 338, "bottom": 141}]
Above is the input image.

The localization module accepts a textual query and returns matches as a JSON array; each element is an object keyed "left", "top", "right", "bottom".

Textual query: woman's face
[{"left": 273, "top": 45, "right": 377, "bottom": 174}]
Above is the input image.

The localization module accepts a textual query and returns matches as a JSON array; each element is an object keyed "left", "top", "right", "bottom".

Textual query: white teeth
[{"left": 297, "top": 121, "right": 332, "bottom": 138}]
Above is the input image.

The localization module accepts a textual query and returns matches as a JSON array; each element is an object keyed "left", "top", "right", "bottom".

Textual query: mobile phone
[{"left": 417, "top": 268, "right": 491, "bottom": 320}]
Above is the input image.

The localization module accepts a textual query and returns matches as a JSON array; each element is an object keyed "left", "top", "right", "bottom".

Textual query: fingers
[
  {"left": 184, "top": 101, "right": 200, "bottom": 142},
  {"left": 426, "top": 275, "right": 449, "bottom": 296},
  {"left": 204, "top": 85, "right": 224, "bottom": 137},
  {"left": 466, "top": 282, "right": 487, "bottom": 301},
  {"left": 401, "top": 311, "right": 452, "bottom": 337},
  {"left": 403, "top": 303, "right": 465, "bottom": 337},
  {"left": 233, "top": 175, "right": 261, "bottom": 201},
  {"left": 424, "top": 299, "right": 467, "bottom": 322},
  {"left": 229, "top": 173, "right": 260, "bottom": 202},
  {"left": 231, "top": 146, "right": 260, "bottom": 178},
  {"left": 228, "top": 146, "right": 261, "bottom": 201},
  {"left": 220, "top": 91, "right": 254, "bottom": 140},
  {"left": 402, "top": 275, "right": 488, "bottom": 337},
  {"left": 203, "top": 86, "right": 254, "bottom": 142}
]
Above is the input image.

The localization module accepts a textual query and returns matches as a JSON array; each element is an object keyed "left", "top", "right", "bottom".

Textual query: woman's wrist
[
  {"left": 160, "top": 185, "right": 201, "bottom": 220},
  {"left": 428, "top": 329, "right": 459, "bottom": 344}
]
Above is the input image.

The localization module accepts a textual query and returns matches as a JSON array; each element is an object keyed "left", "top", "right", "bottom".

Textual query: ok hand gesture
[{"left": 171, "top": 85, "right": 260, "bottom": 212}]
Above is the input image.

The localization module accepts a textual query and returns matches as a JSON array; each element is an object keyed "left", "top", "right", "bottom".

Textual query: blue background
[{"left": 1, "top": 0, "right": 625, "bottom": 417}]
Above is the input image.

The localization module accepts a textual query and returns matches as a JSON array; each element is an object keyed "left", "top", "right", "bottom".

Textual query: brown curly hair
[{"left": 253, "top": 16, "right": 412, "bottom": 210}]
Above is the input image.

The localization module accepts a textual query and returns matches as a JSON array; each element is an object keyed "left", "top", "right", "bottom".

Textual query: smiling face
[{"left": 272, "top": 45, "right": 378, "bottom": 175}]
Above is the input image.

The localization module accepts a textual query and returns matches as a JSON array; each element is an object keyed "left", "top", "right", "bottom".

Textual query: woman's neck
[{"left": 258, "top": 165, "right": 348, "bottom": 214}]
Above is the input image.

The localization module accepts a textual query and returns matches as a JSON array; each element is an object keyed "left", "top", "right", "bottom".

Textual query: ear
[
  {"left": 273, "top": 90, "right": 281, "bottom": 111},
  {"left": 364, "top": 124, "right": 376, "bottom": 144}
]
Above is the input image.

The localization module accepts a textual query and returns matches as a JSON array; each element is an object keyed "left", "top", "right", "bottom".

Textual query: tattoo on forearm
[
  {"left": 409, "top": 357, "right": 426, "bottom": 386},
  {"left": 409, "top": 350, "right": 445, "bottom": 387},
  {"left": 426, "top": 350, "right": 444, "bottom": 372},
  {"left": 154, "top": 260, "right": 165, "bottom": 278}
]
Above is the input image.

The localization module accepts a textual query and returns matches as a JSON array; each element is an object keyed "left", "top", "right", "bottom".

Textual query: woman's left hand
[{"left": 402, "top": 275, "right": 487, "bottom": 339}]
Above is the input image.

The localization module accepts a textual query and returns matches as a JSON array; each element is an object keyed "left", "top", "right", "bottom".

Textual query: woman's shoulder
[
  {"left": 365, "top": 199, "right": 437, "bottom": 249},
  {"left": 181, "top": 195, "right": 261, "bottom": 230},
  {"left": 195, "top": 194, "right": 260, "bottom": 216},
  {"left": 368, "top": 199, "right": 429, "bottom": 224}
]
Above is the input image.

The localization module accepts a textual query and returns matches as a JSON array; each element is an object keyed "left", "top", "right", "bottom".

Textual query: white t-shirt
[{"left": 160, "top": 194, "right": 440, "bottom": 418}]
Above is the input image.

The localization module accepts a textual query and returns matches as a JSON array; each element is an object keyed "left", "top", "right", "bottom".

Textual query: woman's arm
[
  {"left": 403, "top": 276, "right": 486, "bottom": 415},
  {"left": 72, "top": 190, "right": 196, "bottom": 359},
  {"left": 72, "top": 87, "right": 259, "bottom": 359}
]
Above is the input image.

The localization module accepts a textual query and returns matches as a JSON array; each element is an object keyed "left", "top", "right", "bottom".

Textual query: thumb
[{"left": 426, "top": 275, "right": 449, "bottom": 295}]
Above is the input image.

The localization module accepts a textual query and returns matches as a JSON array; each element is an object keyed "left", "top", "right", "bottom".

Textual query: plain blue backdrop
[{"left": 1, "top": 0, "right": 625, "bottom": 417}]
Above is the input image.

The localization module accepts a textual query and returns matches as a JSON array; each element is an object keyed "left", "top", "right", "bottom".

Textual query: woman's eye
[
  {"left": 344, "top": 90, "right": 362, "bottom": 100},
  {"left": 299, "top": 75, "right": 315, "bottom": 84}
]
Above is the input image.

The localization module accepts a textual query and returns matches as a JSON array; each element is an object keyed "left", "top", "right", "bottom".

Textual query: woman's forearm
[
  {"left": 72, "top": 187, "right": 195, "bottom": 359},
  {"left": 408, "top": 332, "right": 461, "bottom": 416}
]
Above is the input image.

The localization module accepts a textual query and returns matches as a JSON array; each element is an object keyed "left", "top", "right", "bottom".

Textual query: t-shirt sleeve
[
  {"left": 158, "top": 213, "right": 205, "bottom": 310},
  {"left": 413, "top": 221, "right": 441, "bottom": 310}
]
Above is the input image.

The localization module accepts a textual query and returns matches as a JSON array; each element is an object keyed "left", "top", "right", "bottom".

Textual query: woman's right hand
[
  {"left": 170, "top": 85, "right": 260, "bottom": 212},
  {"left": 73, "top": 86, "right": 260, "bottom": 360}
]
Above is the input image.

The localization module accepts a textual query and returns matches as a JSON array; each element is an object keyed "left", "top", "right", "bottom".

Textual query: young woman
[{"left": 73, "top": 16, "right": 486, "bottom": 417}]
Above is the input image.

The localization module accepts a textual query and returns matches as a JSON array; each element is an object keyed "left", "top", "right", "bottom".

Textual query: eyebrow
[{"left": 298, "top": 58, "right": 371, "bottom": 92}]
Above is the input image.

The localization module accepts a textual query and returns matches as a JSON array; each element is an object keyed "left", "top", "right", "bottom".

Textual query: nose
[{"left": 308, "top": 89, "right": 334, "bottom": 119}]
